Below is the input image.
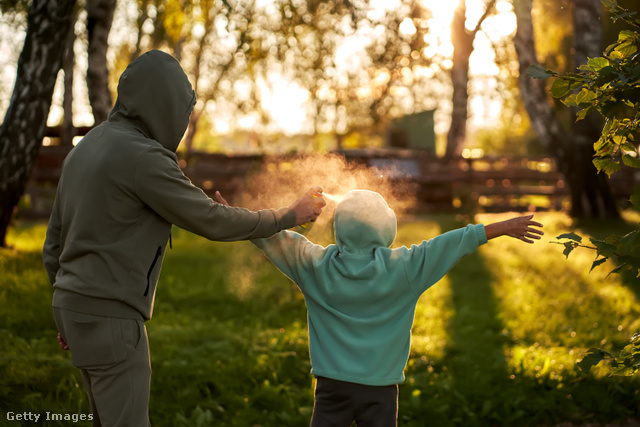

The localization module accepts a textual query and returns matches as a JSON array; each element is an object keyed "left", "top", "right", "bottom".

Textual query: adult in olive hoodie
[
  {"left": 251, "top": 190, "right": 543, "bottom": 427},
  {"left": 43, "top": 50, "right": 324, "bottom": 427}
]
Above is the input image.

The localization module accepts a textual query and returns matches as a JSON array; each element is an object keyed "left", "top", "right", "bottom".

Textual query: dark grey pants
[
  {"left": 53, "top": 307, "right": 151, "bottom": 427},
  {"left": 310, "top": 377, "right": 398, "bottom": 427}
]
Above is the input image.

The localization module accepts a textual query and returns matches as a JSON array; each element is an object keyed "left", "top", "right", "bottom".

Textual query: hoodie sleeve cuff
[
  {"left": 277, "top": 207, "right": 297, "bottom": 230},
  {"left": 476, "top": 224, "right": 488, "bottom": 246}
]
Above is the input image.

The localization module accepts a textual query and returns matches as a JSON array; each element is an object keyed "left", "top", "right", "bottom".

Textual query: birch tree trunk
[
  {"left": 61, "top": 7, "right": 77, "bottom": 147},
  {"left": 444, "top": 0, "right": 473, "bottom": 162},
  {"left": 86, "top": 0, "right": 116, "bottom": 125},
  {"left": 444, "top": 0, "right": 496, "bottom": 162},
  {"left": 0, "top": 0, "right": 77, "bottom": 247}
]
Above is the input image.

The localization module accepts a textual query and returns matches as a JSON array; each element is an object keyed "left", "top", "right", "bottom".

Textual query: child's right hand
[{"left": 485, "top": 214, "right": 544, "bottom": 243}]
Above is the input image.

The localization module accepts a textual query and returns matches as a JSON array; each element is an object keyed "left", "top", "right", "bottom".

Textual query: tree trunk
[
  {"left": 444, "top": 0, "right": 496, "bottom": 162},
  {"left": 513, "top": 0, "right": 568, "bottom": 154},
  {"left": 444, "top": 0, "right": 472, "bottom": 162},
  {"left": 61, "top": 6, "right": 77, "bottom": 147},
  {"left": 513, "top": 0, "right": 619, "bottom": 218},
  {"left": 571, "top": 0, "right": 619, "bottom": 218},
  {"left": 513, "top": 0, "right": 579, "bottom": 213},
  {"left": 86, "top": 0, "right": 116, "bottom": 125},
  {"left": 0, "top": 0, "right": 77, "bottom": 247},
  {"left": 131, "top": 0, "right": 150, "bottom": 61}
]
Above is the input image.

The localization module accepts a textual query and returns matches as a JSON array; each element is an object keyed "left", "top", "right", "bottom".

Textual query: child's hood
[
  {"left": 334, "top": 190, "right": 397, "bottom": 255},
  {"left": 107, "top": 50, "right": 196, "bottom": 152}
]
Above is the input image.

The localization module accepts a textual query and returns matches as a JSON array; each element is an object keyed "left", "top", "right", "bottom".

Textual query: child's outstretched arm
[{"left": 484, "top": 214, "right": 544, "bottom": 243}]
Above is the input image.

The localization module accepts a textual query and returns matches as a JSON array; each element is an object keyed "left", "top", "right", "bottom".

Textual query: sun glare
[
  {"left": 419, "top": 0, "right": 517, "bottom": 129},
  {"left": 260, "top": 79, "right": 310, "bottom": 136},
  {"left": 420, "top": 0, "right": 515, "bottom": 75}
]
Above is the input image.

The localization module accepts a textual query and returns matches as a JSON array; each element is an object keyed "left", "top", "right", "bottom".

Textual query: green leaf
[
  {"left": 576, "top": 105, "right": 596, "bottom": 120},
  {"left": 578, "top": 348, "right": 613, "bottom": 372},
  {"left": 602, "top": 118, "right": 616, "bottom": 133},
  {"left": 591, "top": 238, "right": 618, "bottom": 258},
  {"left": 618, "top": 256, "right": 640, "bottom": 270},
  {"left": 609, "top": 50, "right": 624, "bottom": 60},
  {"left": 594, "top": 136, "right": 611, "bottom": 155},
  {"left": 563, "top": 242, "right": 576, "bottom": 258},
  {"left": 615, "top": 40, "right": 638, "bottom": 58},
  {"left": 562, "top": 93, "right": 579, "bottom": 107},
  {"left": 617, "top": 231, "right": 640, "bottom": 256},
  {"left": 590, "top": 257, "right": 608, "bottom": 272},
  {"left": 611, "top": 364, "right": 637, "bottom": 376},
  {"left": 526, "top": 64, "right": 555, "bottom": 79},
  {"left": 607, "top": 263, "right": 631, "bottom": 277},
  {"left": 594, "top": 66, "right": 617, "bottom": 86},
  {"left": 551, "top": 78, "right": 572, "bottom": 98},
  {"left": 556, "top": 232, "right": 583, "bottom": 243},
  {"left": 618, "top": 30, "right": 635, "bottom": 42},
  {"left": 630, "top": 193, "right": 640, "bottom": 209},
  {"left": 601, "top": 0, "right": 618, "bottom": 8},
  {"left": 593, "top": 156, "right": 621, "bottom": 176},
  {"left": 622, "top": 154, "right": 640, "bottom": 168},
  {"left": 576, "top": 88, "right": 597, "bottom": 106},
  {"left": 587, "top": 57, "right": 610, "bottom": 71}
]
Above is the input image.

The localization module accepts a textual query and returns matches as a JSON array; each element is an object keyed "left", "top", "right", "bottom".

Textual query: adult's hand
[
  {"left": 289, "top": 186, "right": 326, "bottom": 227},
  {"left": 215, "top": 191, "right": 229, "bottom": 206},
  {"left": 215, "top": 188, "right": 326, "bottom": 227},
  {"left": 57, "top": 332, "right": 69, "bottom": 350}
]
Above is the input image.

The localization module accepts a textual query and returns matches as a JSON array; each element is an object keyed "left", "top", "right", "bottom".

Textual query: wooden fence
[{"left": 19, "top": 145, "right": 637, "bottom": 219}]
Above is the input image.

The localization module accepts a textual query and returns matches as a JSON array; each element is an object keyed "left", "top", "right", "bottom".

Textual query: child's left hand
[
  {"left": 485, "top": 214, "right": 544, "bottom": 243},
  {"left": 503, "top": 214, "right": 544, "bottom": 243}
]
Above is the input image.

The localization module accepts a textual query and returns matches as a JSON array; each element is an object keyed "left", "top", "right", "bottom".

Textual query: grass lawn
[{"left": 1, "top": 211, "right": 639, "bottom": 426}]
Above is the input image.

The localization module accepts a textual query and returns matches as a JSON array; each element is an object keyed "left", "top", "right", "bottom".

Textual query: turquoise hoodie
[
  {"left": 253, "top": 190, "right": 487, "bottom": 386},
  {"left": 43, "top": 50, "right": 295, "bottom": 321}
]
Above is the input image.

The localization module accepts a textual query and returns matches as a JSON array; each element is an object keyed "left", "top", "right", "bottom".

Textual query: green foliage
[
  {"left": 2, "top": 216, "right": 640, "bottom": 426},
  {"left": 554, "top": 230, "right": 640, "bottom": 277},
  {"left": 529, "top": 0, "right": 640, "bottom": 377},
  {"left": 579, "top": 332, "right": 640, "bottom": 376},
  {"left": 528, "top": 0, "right": 640, "bottom": 178},
  {"left": 552, "top": 0, "right": 640, "bottom": 275}
]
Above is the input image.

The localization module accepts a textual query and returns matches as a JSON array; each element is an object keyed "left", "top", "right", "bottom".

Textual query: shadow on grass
[
  {"left": 398, "top": 217, "right": 640, "bottom": 427},
  {"left": 148, "top": 236, "right": 314, "bottom": 426},
  {"left": 444, "top": 248, "right": 511, "bottom": 425}
]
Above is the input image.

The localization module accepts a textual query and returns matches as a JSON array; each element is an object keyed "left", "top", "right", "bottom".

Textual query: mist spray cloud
[{"left": 239, "top": 153, "right": 416, "bottom": 235}]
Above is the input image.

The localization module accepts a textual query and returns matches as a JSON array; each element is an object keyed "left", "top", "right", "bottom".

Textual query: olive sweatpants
[{"left": 53, "top": 307, "right": 151, "bottom": 427}]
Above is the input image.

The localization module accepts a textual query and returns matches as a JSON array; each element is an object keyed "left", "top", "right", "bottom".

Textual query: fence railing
[{"left": 19, "top": 144, "right": 637, "bottom": 219}]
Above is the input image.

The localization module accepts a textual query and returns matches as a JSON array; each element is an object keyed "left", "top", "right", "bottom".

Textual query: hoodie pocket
[{"left": 144, "top": 246, "right": 162, "bottom": 296}]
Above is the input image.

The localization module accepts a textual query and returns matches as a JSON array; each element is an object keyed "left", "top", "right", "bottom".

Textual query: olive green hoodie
[{"left": 43, "top": 50, "right": 295, "bottom": 321}]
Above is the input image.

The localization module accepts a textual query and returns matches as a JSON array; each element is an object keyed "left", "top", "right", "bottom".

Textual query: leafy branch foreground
[
  {"left": 578, "top": 332, "right": 640, "bottom": 376},
  {"left": 527, "top": 0, "right": 640, "bottom": 177},
  {"left": 528, "top": 0, "right": 640, "bottom": 378}
]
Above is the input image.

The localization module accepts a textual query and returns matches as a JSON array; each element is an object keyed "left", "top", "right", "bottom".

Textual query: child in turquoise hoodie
[{"left": 249, "top": 189, "right": 543, "bottom": 427}]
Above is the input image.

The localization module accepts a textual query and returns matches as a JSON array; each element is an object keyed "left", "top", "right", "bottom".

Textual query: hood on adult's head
[
  {"left": 334, "top": 189, "right": 397, "bottom": 255},
  {"left": 108, "top": 50, "right": 196, "bottom": 152}
]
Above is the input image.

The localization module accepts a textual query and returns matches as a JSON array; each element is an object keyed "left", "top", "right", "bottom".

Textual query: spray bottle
[{"left": 300, "top": 192, "right": 323, "bottom": 229}]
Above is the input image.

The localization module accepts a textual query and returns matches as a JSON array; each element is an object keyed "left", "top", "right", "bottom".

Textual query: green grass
[{"left": 1, "top": 212, "right": 639, "bottom": 426}]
